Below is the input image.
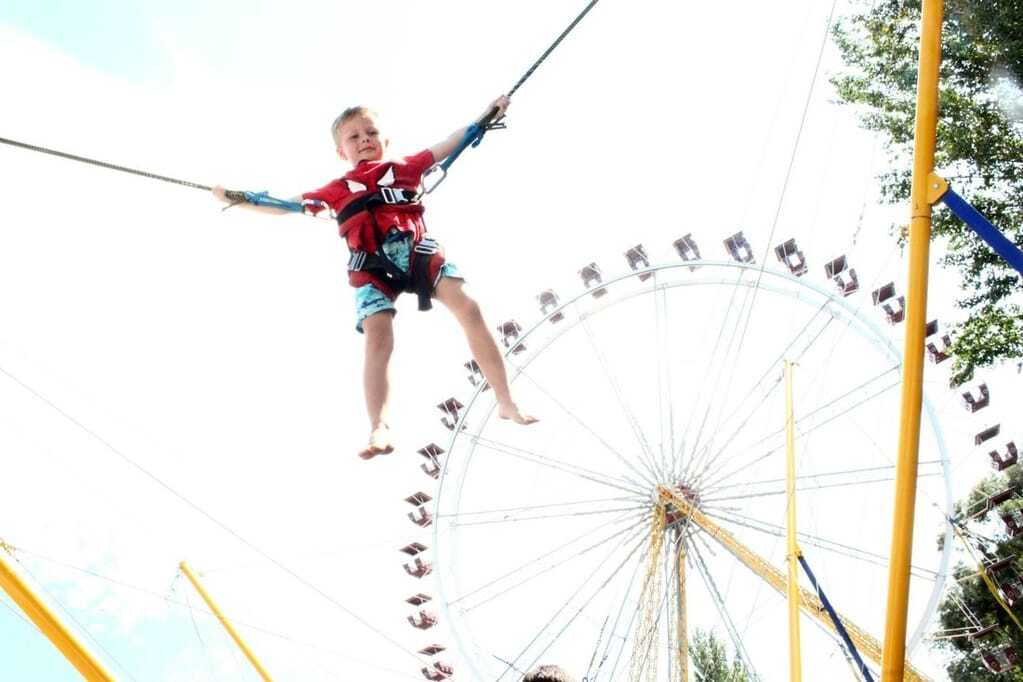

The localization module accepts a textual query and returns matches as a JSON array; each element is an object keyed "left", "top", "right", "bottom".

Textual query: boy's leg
[
  {"left": 360, "top": 310, "right": 396, "bottom": 459},
  {"left": 434, "top": 278, "right": 537, "bottom": 425}
]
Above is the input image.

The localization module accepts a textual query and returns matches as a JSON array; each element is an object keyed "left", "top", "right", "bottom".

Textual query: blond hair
[
  {"left": 330, "top": 106, "right": 380, "bottom": 146},
  {"left": 523, "top": 665, "right": 575, "bottom": 682}
]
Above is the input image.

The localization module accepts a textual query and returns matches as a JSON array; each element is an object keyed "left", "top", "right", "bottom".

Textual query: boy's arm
[
  {"left": 428, "top": 95, "right": 510, "bottom": 163},
  {"left": 211, "top": 185, "right": 301, "bottom": 215}
]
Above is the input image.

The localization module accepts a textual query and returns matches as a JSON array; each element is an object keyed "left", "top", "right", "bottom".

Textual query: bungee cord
[
  {"left": 426, "top": 0, "right": 602, "bottom": 190},
  {"left": 0, "top": 136, "right": 212, "bottom": 191},
  {"left": 1, "top": 0, "right": 602, "bottom": 203}
]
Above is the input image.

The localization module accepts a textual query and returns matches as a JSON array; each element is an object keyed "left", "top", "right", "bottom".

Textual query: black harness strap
[
  {"left": 336, "top": 187, "right": 420, "bottom": 225},
  {"left": 348, "top": 238, "right": 442, "bottom": 312}
]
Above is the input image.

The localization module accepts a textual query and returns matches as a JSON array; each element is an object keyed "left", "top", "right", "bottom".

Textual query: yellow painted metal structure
[
  {"left": 631, "top": 507, "right": 666, "bottom": 682},
  {"left": 656, "top": 487, "right": 931, "bottom": 682},
  {"left": 784, "top": 362, "right": 802, "bottom": 682},
  {"left": 0, "top": 542, "right": 116, "bottom": 681},
  {"left": 881, "top": 0, "right": 945, "bottom": 679},
  {"left": 179, "top": 561, "right": 275, "bottom": 682},
  {"left": 676, "top": 538, "right": 688, "bottom": 682}
]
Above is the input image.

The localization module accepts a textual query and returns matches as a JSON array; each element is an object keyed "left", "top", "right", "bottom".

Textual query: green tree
[
  {"left": 831, "top": 0, "right": 1023, "bottom": 386},
  {"left": 689, "top": 629, "right": 751, "bottom": 682},
  {"left": 934, "top": 465, "right": 1023, "bottom": 680}
]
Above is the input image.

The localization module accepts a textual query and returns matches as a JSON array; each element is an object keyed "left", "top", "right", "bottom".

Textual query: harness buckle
[
  {"left": 414, "top": 238, "right": 440, "bottom": 255},
  {"left": 348, "top": 250, "right": 367, "bottom": 272},
  {"left": 379, "top": 186, "right": 404, "bottom": 204}
]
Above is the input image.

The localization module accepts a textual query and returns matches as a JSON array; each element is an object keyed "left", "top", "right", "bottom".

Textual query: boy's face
[{"left": 336, "top": 113, "right": 388, "bottom": 165}]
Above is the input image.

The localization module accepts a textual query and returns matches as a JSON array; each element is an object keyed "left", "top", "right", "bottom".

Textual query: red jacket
[
  {"left": 302, "top": 149, "right": 434, "bottom": 254},
  {"left": 302, "top": 149, "right": 438, "bottom": 296}
]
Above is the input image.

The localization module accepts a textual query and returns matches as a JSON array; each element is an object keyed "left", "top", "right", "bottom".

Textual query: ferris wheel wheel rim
[{"left": 429, "top": 259, "right": 954, "bottom": 675}]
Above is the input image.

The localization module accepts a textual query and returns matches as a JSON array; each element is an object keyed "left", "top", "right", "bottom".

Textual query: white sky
[{"left": 1, "top": 0, "right": 1021, "bottom": 680}]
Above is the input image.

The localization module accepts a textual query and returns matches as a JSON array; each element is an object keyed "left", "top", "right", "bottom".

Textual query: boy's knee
[
  {"left": 454, "top": 296, "right": 483, "bottom": 323},
  {"left": 363, "top": 313, "right": 395, "bottom": 350},
  {"left": 465, "top": 299, "right": 483, "bottom": 323}
]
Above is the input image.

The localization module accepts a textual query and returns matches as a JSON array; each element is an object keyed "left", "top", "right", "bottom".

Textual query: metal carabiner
[{"left": 422, "top": 164, "right": 448, "bottom": 195}]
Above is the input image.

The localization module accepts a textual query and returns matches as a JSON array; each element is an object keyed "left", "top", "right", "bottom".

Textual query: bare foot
[
  {"left": 498, "top": 401, "right": 539, "bottom": 425},
  {"left": 358, "top": 423, "right": 395, "bottom": 460}
]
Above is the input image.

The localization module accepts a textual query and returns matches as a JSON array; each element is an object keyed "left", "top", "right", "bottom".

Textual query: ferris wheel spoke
[
  {"left": 652, "top": 272, "right": 676, "bottom": 484},
  {"left": 463, "top": 432, "right": 649, "bottom": 496},
  {"left": 675, "top": 273, "right": 758, "bottom": 483},
  {"left": 519, "top": 530, "right": 657, "bottom": 679},
  {"left": 457, "top": 509, "right": 650, "bottom": 613},
  {"left": 447, "top": 507, "right": 645, "bottom": 610},
  {"left": 695, "top": 367, "right": 901, "bottom": 492},
  {"left": 700, "top": 469, "right": 943, "bottom": 504},
  {"left": 684, "top": 309, "right": 835, "bottom": 487},
  {"left": 703, "top": 508, "right": 940, "bottom": 581},
  {"left": 511, "top": 366, "right": 660, "bottom": 488},
  {"left": 448, "top": 504, "right": 649, "bottom": 528},
  {"left": 574, "top": 310, "right": 664, "bottom": 482},
  {"left": 589, "top": 530, "right": 651, "bottom": 682},
  {"left": 702, "top": 301, "right": 831, "bottom": 445},
  {"left": 496, "top": 525, "right": 652, "bottom": 681},
  {"left": 440, "top": 495, "right": 642, "bottom": 521},
  {"left": 704, "top": 462, "right": 906, "bottom": 495},
  {"left": 688, "top": 538, "right": 762, "bottom": 679}
]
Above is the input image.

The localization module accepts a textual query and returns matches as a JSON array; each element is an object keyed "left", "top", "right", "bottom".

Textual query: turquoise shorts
[{"left": 354, "top": 229, "right": 463, "bottom": 333}]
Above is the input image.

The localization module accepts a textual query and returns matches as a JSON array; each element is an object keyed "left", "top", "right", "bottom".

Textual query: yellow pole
[
  {"left": 881, "top": 1, "right": 944, "bottom": 679},
  {"left": 0, "top": 544, "right": 116, "bottom": 681},
  {"left": 677, "top": 539, "right": 688, "bottom": 682},
  {"left": 179, "top": 562, "right": 274, "bottom": 682},
  {"left": 785, "top": 362, "right": 802, "bottom": 682}
]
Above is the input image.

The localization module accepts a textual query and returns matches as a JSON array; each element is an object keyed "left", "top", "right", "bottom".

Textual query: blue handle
[
  {"left": 439, "top": 123, "right": 485, "bottom": 172},
  {"left": 244, "top": 191, "right": 304, "bottom": 213}
]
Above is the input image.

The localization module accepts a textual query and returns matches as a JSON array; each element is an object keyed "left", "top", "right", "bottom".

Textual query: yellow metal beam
[
  {"left": 882, "top": 1, "right": 945, "bottom": 679},
  {"left": 631, "top": 506, "right": 666, "bottom": 682},
  {"left": 785, "top": 362, "right": 802, "bottom": 682},
  {"left": 0, "top": 543, "right": 116, "bottom": 681},
  {"left": 676, "top": 538, "right": 688, "bottom": 682},
  {"left": 656, "top": 487, "right": 931, "bottom": 682},
  {"left": 179, "top": 561, "right": 274, "bottom": 682}
]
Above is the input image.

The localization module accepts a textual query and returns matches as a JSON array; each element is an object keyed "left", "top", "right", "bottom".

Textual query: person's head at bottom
[{"left": 523, "top": 665, "right": 576, "bottom": 682}]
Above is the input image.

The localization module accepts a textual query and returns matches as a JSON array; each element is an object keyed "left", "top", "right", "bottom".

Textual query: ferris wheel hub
[{"left": 659, "top": 483, "right": 702, "bottom": 527}]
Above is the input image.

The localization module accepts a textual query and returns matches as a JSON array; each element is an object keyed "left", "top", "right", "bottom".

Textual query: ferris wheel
[{"left": 399, "top": 232, "right": 955, "bottom": 681}]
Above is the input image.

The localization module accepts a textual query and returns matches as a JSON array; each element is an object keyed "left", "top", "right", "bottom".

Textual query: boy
[
  {"left": 523, "top": 665, "right": 576, "bottom": 682},
  {"left": 213, "top": 96, "right": 536, "bottom": 459}
]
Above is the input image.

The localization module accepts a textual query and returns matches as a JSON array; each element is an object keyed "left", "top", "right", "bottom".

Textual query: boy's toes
[{"left": 498, "top": 403, "right": 539, "bottom": 425}]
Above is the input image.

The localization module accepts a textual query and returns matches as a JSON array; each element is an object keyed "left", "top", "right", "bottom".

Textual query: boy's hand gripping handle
[{"left": 424, "top": 105, "right": 506, "bottom": 194}]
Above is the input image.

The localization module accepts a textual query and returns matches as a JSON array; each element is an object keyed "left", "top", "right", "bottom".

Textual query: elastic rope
[
  {"left": 507, "top": 0, "right": 601, "bottom": 98},
  {"left": 433, "top": 0, "right": 602, "bottom": 179},
  {"left": 0, "top": 136, "right": 211, "bottom": 191}
]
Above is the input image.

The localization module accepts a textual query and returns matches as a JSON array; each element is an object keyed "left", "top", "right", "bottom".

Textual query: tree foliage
[
  {"left": 934, "top": 465, "right": 1023, "bottom": 680},
  {"left": 831, "top": 0, "right": 1023, "bottom": 385},
  {"left": 689, "top": 629, "right": 751, "bottom": 682}
]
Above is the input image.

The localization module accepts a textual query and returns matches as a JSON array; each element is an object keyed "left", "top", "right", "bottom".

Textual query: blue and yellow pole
[{"left": 881, "top": 0, "right": 945, "bottom": 679}]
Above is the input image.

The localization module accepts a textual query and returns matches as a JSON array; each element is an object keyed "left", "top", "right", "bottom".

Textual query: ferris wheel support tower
[{"left": 881, "top": 0, "right": 944, "bottom": 678}]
